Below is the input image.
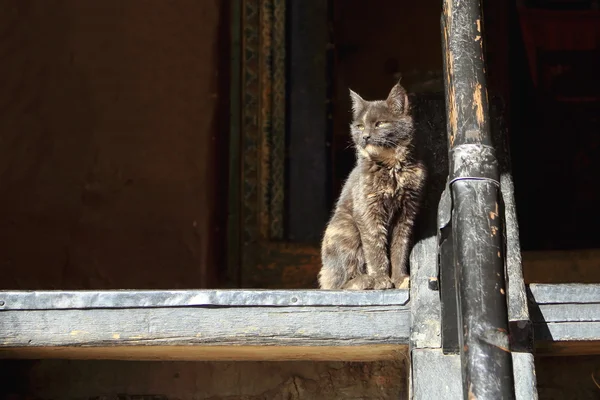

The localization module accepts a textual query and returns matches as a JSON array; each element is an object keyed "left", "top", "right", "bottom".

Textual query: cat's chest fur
[{"left": 360, "top": 164, "right": 408, "bottom": 218}]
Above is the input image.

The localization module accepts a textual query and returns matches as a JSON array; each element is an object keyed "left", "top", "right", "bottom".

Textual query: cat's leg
[
  {"left": 319, "top": 212, "right": 365, "bottom": 289},
  {"left": 358, "top": 210, "right": 394, "bottom": 290},
  {"left": 390, "top": 173, "right": 425, "bottom": 289},
  {"left": 389, "top": 216, "right": 414, "bottom": 289}
]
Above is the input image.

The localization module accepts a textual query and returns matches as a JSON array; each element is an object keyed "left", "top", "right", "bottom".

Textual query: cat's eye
[
  {"left": 375, "top": 121, "right": 390, "bottom": 128},
  {"left": 356, "top": 124, "right": 365, "bottom": 130}
]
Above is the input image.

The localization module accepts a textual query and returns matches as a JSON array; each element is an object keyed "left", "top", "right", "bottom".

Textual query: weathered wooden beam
[
  {"left": 0, "top": 284, "right": 598, "bottom": 362},
  {"left": 528, "top": 283, "right": 600, "bottom": 356},
  {"left": 407, "top": 93, "right": 454, "bottom": 398},
  {"left": 528, "top": 283, "right": 600, "bottom": 304},
  {"left": 412, "top": 351, "right": 538, "bottom": 400},
  {"left": 0, "top": 290, "right": 410, "bottom": 362}
]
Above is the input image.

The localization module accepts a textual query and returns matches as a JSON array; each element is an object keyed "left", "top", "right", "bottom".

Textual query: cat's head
[{"left": 349, "top": 82, "right": 414, "bottom": 159}]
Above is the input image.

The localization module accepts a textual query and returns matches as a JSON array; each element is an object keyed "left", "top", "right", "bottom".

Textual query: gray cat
[{"left": 318, "top": 82, "right": 426, "bottom": 290}]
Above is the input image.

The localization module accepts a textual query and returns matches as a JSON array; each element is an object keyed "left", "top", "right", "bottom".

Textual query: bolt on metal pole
[{"left": 441, "top": 0, "right": 515, "bottom": 399}]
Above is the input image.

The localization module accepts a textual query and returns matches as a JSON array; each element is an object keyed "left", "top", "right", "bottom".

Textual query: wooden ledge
[
  {"left": 1, "top": 285, "right": 600, "bottom": 360},
  {"left": 0, "top": 289, "right": 410, "bottom": 362},
  {"left": 529, "top": 284, "right": 600, "bottom": 356}
]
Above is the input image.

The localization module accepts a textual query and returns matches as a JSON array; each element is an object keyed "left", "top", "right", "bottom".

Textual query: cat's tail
[{"left": 318, "top": 215, "right": 364, "bottom": 289}]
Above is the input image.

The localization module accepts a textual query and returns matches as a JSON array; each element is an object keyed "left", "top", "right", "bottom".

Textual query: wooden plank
[
  {"left": 528, "top": 283, "right": 600, "bottom": 355},
  {"left": 0, "top": 345, "right": 406, "bottom": 362},
  {"left": 0, "top": 290, "right": 410, "bottom": 361},
  {"left": 535, "top": 322, "right": 600, "bottom": 343},
  {"left": 412, "top": 350, "right": 538, "bottom": 400},
  {"left": 485, "top": 92, "right": 532, "bottom": 339},
  {"left": 410, "top": 236, "right": 441, "bottom": 349},
  {"left": 408, "top": 93, "right": 449, "bottom": 351},
  {"left": 532, "top": 303, "right": 600, "bottom": 323},
  {"left": 411, "top": 349, "right": 463, "bottom": 399},
  {"left": 512, "top": 352, "right": 539, "bottom": 400},
  {"left": 529, "top": 284, "right": 600, "bottom": 325},
  {"left": 491, "top": 95, "right": 537, "bottom": 396},
  {"left": 528, "top": 283, "right": 600, "bottom": 305},
  {"left": 0, "top": 306, "right": 410, "bottom": 348}
]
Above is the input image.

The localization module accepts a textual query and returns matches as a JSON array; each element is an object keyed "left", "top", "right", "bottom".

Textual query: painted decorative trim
[{"left": 230, "top": 0, "right": 319, "bottom": 288}]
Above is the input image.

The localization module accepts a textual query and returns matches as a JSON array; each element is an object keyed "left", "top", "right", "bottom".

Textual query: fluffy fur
[{"left": 318, "top": 82, "right": 426, "bottom": 290}]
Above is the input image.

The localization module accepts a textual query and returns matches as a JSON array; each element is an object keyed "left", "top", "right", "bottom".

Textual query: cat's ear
[
  {"left": 349, "top": 89, "right": 366, "bottom": 117},
  {"left": 386, "top": 81, "right": 409, "bottom": 115}
]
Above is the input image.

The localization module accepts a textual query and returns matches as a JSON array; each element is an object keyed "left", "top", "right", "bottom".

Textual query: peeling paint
[
  {"left": 489, "top": 203, "right": 499, "bottom": 220},
  {"left": 481, "top": 328, "right": 510, "bottom": 352},
  {"left": 443, "top": 23, "right": 457, "bottom": 148},
  {"left": 447, "top": 64, "right": 457, "bottom": 144},
  {"left": 473, "top": 83, "right": 485, "bottom": 126},
  {"left": 444, "top": 0, "right": 452, "bottom": 26},
  {"left": 468, "top": 384, "right": 476, "bottom": 400}
]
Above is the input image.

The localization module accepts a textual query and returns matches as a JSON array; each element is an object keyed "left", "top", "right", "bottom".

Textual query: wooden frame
[
  {"left": 1, "top": 285, "right": 598, "bottom": 362},
  {"left": 228, "top": 0, "right": 321, "bottom": 289}
]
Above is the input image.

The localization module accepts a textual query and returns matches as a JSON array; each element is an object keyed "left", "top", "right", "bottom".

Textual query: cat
[{"left": 318, "top": 81, "right": 426, "bottom": 290}]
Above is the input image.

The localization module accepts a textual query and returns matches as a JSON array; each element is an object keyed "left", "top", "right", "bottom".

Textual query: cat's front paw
[
  {"left": 343, "top": 275, "right": 375, "bottom": 290},
  {"left": 343, "top": 274, "right": 394, "bottom": 290},
  {"left": 393, "top": 275, "right": 410, "bottom": 289},
  {"left": 371, "top": 274, "right": 394, "bottom": 290}
]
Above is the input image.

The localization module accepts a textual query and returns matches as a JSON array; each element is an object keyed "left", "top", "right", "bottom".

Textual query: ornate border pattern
[
  {"left": 234, "top": 0, "right": 320, "bottom": 288},
  {"left": 240, "top": 0, "right": 285, "bottom": 246},
  {"left": 241, "top": 0, "right": 260, "bottom": 250},
  {"left": 269, "top": 0, "right": 286, "bottom": 240}
]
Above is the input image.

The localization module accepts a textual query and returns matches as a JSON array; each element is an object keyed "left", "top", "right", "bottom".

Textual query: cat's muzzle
[{"left": 360, "top": 134, "right": 370, "bottom": 147}]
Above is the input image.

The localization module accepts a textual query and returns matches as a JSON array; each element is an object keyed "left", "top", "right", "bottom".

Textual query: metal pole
[{"left": 441, "top": 0, "right": 515, "bottom": 399}]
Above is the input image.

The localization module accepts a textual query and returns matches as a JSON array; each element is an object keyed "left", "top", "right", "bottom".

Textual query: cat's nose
[{"left": 362, "top": 133, "right": 370, "bottom": 141}]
